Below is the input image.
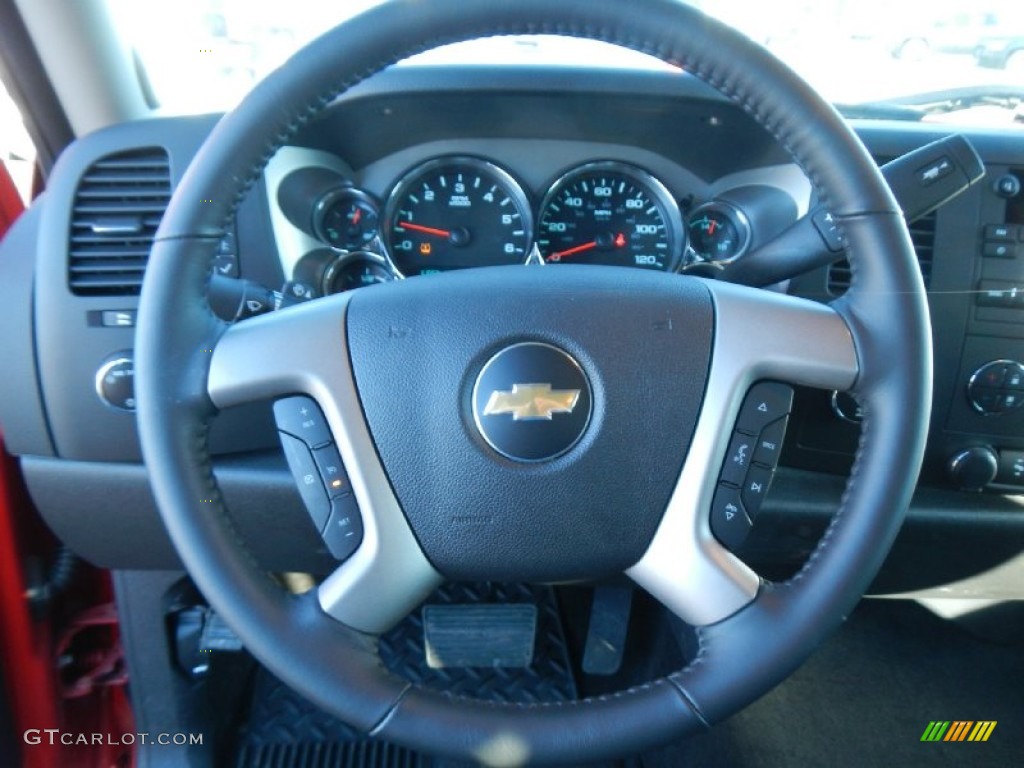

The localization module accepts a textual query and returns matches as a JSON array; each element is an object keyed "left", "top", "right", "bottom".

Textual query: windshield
[{"left": 111, "top": 0, "right": 1024, "bottom": 127}]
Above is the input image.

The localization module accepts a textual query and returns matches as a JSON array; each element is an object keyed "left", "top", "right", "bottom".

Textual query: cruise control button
[
  {"left": 273, "top": 396, "right": 332, "bottom": 448},
  {"left": 742, "top": 465, "right": 774, "bottom": 520},
  {"left": 753, "top": 417, "right": 787, "bottom": 469},
  {"left": 278, "top": 432, "right": 330, "bottom": 530},
  {"left": 322, "top": 495, "right": 364, "bottom": 561},
  {"left": 313, "top": 444, "right": 350, "bottom": 497},
  {"left": 721, "top": 432, "right": 756, "bottom": 487},
  {"left": 737, "top": 382, "right": 794, "bottom": 435},
  {"left": 710, "top": 485, "right": 752, "bottom": 551}
]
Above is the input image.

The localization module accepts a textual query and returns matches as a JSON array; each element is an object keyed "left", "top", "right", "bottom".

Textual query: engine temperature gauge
[{"left": 687, "top": 202, "right": 751, "bottom": 263}]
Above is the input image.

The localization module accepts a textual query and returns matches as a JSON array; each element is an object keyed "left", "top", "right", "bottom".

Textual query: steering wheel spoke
[
  {"left": 208, "top": 297, "right": 442, "bottom": 634},
  {"left": 628, "top": 280, "right": 859, "bottom": 626}
]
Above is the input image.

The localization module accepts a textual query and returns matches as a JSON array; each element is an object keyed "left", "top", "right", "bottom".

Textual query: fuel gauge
[{"left": 687, "top": 202, "right": 751, "bottom": 263}]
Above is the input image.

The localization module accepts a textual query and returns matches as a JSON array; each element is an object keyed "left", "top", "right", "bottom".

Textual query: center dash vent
[
  {"left": 827, "top": 209, "right": 936, "bottom": 296},
  {"left": 68, "top": 148, "right": 171, "bottom": 296}
]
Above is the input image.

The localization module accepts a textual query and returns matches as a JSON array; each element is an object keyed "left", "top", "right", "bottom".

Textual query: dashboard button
[
  {"left": 975, "top": 363, "right": 1006, "bottom": 389},
  {"left": 998, "top": 392, "right": 1023, "bottom": 413},
  {"left": 983, "top": 242, "right": 1016, "bottom": 259},
  {"left": 976, "top": 282, "right": 1023, "bottom": 308},
  {"left": 1005, "top": 364, "right": 1024, "bottom": 391},
  {"left": 737, "top": 382, "right": 794, "bottom": 435},
  {"left": 984, "top": 224, "right": 1016, "bottom": 241},
  {"left": 322, "top": 495, "right": 363, "bottom": 561},
  {"left": 996, "top": 450, "right": 1024, "bottom": 486},
  {"left": 278, "top": 432, "right": 330, "bottom": 531},
  {"left": 313, "top": 444, "right": 350, "bottom": 497},
  {"left": 710, "top": 484, "right": 752, "bottom": 551},
  {"left": 100, "top": 310, "right": 137, "bottom": 327},
  {"left": 273, "top": 396, "right": 333, "bottom": 448},
  {"left": 721, "top": 432, "right": 756, "bottom": 487},
  {"left": 753, "top": 417, "right": 787, "bottom": 468},
  {"left": 970, "top": 388, "right": 999, "bottom": 414}
]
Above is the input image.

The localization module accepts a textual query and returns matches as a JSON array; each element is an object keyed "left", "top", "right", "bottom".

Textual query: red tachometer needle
[
  {"left": 551, "top": 240, "right": 598, "bottom": 260},
  {"left": 351, "top": 207, "right": 362, "bottom": 226},
  {"left": 399, "top": 221, "right": 451, "bottom": 238}
]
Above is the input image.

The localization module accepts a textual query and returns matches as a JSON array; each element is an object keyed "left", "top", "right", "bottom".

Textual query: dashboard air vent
[
  {"left": 827, "top": 209, "right": 936, "bottom": 296},
  {"left": 68, "top": 148, "right": 171, "bottom": 296}
]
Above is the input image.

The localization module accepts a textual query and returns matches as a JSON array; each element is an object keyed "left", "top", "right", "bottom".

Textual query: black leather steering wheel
[{"left": 135, "top": 0, "right": 932, "bottom": 764}]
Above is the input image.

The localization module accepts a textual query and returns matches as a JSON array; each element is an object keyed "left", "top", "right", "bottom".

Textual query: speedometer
[
  {"left": 384, "top": 157, "right": 533, "bottom": 277},
  {"left": 536, "top": 162, "right": 684, "bottom": 271}
]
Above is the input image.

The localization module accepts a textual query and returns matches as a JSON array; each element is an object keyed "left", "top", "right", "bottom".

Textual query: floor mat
[
  {"left": 233, "top": 583, "right": 576, "bottom": 768},
  {"left": 640, "top": 599, "right": 1024, "bottom": 768}
]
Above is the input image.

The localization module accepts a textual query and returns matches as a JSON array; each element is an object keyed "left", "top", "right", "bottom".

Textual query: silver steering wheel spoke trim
[
  {"left": 207, "top": 296, "right": 442, "bottom": 634},
  {"left": 627, "top": 280, "right": 859, "bottom": 627}
]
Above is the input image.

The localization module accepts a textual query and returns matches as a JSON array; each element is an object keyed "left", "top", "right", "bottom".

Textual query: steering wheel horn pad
[
  {"left": 346, "top": 265, "right": 713, "bottom": 584},
  {"left": 136, "top": 0, "right": 931, "bottom": 763}
]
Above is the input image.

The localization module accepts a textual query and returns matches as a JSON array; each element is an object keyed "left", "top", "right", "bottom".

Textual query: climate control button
[{"left": 968, "top": 360, "right": 1024, "bottom": 415}]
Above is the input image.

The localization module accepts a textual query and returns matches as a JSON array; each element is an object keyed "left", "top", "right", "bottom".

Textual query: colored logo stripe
[
  {"left": 920, "top": 721, "right": 996, "bottom": 742},
  {"left": 968, "top": 722, "right": 997, "bottom": 742},
  {"left": 945, "top": 721, "right": 973, "bottom": 741}
]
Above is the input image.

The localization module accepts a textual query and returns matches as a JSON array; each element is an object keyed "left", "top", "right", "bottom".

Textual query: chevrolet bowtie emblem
[{"left": 483, "top": 383, "right": 581, "bottom": 421}]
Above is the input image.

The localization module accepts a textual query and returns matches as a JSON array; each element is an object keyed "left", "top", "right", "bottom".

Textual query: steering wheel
[{"left": 135, "top": 0, "right": 931, "bottom": 764}]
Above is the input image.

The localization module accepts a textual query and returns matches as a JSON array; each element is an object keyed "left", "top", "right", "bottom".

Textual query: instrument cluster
[{"left": 279, "top": 154, "right": 795, "bottom": 296}]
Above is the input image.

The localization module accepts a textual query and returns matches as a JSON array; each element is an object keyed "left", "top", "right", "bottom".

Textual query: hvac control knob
[{"left": 947, "top": 446, "right": 998, "bottom": 492}]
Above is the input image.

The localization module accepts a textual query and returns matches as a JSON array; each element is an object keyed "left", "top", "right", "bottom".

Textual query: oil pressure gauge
[
  {"left": 314, "top": 187, "right": 380, "bottom": 252},
  {"left": 687, "top": 201, "right": 751, "bottom": 263}
]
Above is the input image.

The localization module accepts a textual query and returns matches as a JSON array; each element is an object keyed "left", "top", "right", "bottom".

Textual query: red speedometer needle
[
  {"left": 399, "top": 221, "right": 451, "bottom": 238},
  {"left": 351, "top": 207, "right": 362, "bottom": 226},
  {"left": 551, "top": 240, "right": 598, "bottom": 259}
]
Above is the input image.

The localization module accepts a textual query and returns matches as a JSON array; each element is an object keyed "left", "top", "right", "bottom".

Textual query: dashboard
[{"left": 1, "top": 65, "right": 1023, "bottom": 593}]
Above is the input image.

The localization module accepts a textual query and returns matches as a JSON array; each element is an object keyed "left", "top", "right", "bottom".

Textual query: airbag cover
[{"left": 346, "top": 266, "right": 713, "bottom": 581}]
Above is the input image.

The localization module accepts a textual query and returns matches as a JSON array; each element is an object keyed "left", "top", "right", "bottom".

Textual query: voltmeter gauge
[
  {"left": 687, "top": 201, "right": 751, "bottom": 263},
  {"left": 322, "top": 252, "right": 395, "bottom": 294}
]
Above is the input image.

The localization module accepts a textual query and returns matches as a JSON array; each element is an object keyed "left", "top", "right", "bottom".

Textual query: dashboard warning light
[{"left": 419, "top": 242, "right": 432, "bottom": 255}]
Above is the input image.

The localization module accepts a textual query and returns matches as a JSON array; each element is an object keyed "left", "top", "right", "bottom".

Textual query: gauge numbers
[
  {"left": 537, "top": 162, "right": 684, "bottom": 271},
  {"left": 384, "top": 157, "right": 533, "bottom": 277},
  {"left": 686, "top": 201, "right": 752, "bottom": 263}
]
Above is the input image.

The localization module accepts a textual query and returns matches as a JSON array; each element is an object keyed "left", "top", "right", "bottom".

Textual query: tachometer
[
  {"left": 536, "top": 162, "right": 684, "bottom": 271},
  {"left": 384, "top": 157, "right": 533, "bottom": 277}
]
